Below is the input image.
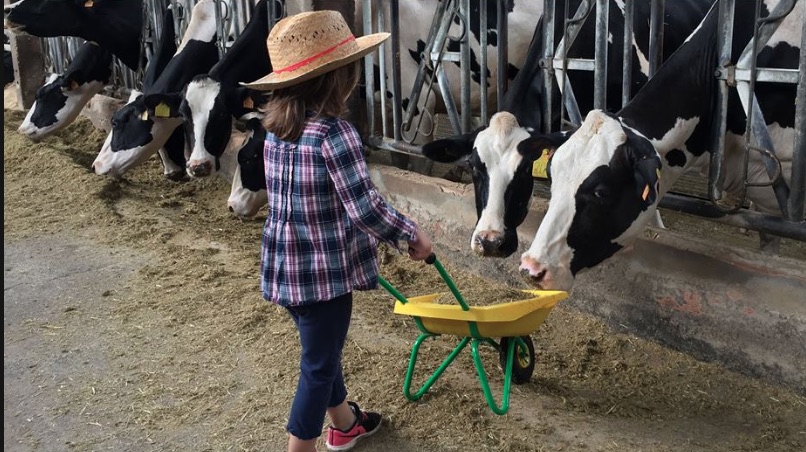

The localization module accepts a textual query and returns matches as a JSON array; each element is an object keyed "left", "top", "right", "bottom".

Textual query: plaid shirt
[{"left": 261, "top": 115, "right": 418, "bottom": 306}]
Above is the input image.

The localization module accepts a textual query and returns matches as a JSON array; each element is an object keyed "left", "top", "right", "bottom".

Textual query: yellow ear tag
[
  {"left": 84, "top": 0, "right": 94, "bottom": 7},
  {"left": 642, "top": 184, "right": 651, "bottom": 201},
  {"left": 140, "top": 111, "right": 149, "bottom": 121},
  {"left": 154, "top": 102, "right": 170, "bottom": 118},
  {"left": 656, "top": 168, "right": 661, "bottom": 180},
  {"left": 242, "top": 97, "right": 254, "bottom": 109},
  {"left": 531, "top": 148, "right": 551, "bottom": 179}
]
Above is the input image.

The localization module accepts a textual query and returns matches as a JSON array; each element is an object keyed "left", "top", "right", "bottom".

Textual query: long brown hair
[{"left": 261, "top": 62, "right": 360, "bottom": 141}]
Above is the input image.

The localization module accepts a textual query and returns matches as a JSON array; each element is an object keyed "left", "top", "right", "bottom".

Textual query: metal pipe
[
  {"left": 648, "top": 0, "right": 665, "bottom": 77},
  {"left": 479, "top": 0, "right": 488, "bottom": 126},
  {"left": 376, "top": 3, "right": 389, "bottom": 138},
  {"left": 437, "top": 65, "right": 462, "bottom": 133},
  {"left": 496, "top": 0, "right": 508, "bottom": 107},
  {"left": 708, "top": 0, "right": 734, "bottom": 209},
  {"left": 659, "top": 194, "right": 806, "bottom": 242},
  {"left": 390, "top": 0, "right": 402, "bottom": 142},
  {"left": 460, "top": 0, "right": 471, "bottom": 133},
  {"left": 541, "top": 0, "right": 555, "bottom": 133},
  {"left": 621, "top": 0, "right": 634, "bottom": 107},
  {"left": 593, "top": 0, "right": 608, "bottom": 110},
  {"left": 362, "top": 0, "right": 375, "bottom": 142},
  {"left": 789, "top": 17, "right": 806, "bottom": 222}
]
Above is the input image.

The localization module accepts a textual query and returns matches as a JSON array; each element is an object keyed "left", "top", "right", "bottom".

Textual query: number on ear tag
[
  {"left": 154, "top": 102, "right": 171, "bottom": 118},
  {"left": 531, "top": 148, "right": 551, "bottom": 179}
]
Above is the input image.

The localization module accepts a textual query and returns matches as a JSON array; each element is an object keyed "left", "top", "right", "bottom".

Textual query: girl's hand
[{"left": 407, "top": 229, "right": 433, "bottom": 261}]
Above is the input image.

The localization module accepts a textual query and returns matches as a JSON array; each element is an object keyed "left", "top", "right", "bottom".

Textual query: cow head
[
  {"left": 520, "top": 110, "right": 662, "bottom": 291},
  {"left": 227, "top": 117, "right": 267, "bottom": 218},
  {"left": 18, "top": 42, "right": 112, "bottom": 141},
  {"left": 18, "top": 71, "right": 104, "bottom": 140},
  {"left": 91, "top": 90, "right": 183, "bottom": 178},
  {"left": 423, "top": 111, "right": 570, "bottom": 258},
  {"left": 174, "top": 76, "right": 267, "bottom": 178}
]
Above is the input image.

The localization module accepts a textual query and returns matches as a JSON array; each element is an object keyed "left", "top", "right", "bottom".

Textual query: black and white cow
[
  {"left": 517, "top": 0, "right": 802, "bottom": 291},
  {"left": 144, "top": 0, "right": 270, "bottom": 179},
  {"left": 91, "top": 0, "right": 220, "bottom": 179},
  {"left": 17, "top": 41, "right": 112, "bottom": 141},
  {"left": 422, "top": 0, "right": 713, "bottom": 257},
  {"left": 219, "top": 115, "right": 268, "bottom": 218},
  {"left": 4, "top": 0, "right": 144, "bottom": 70}
]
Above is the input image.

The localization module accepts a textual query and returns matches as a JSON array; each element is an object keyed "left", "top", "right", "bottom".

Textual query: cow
[
  {"left": 421, "top": 0, "right": 713, "bottom": 257},
  {"left": 516, "top": 0, "right": 802, "bottom": 291},
  {"left": 91, "top": 0, "right": 220, "bottom": 179},
  {"left": 220, "top": 115, "right": 268, "bottom": 218},
  {"left": 17, "top": 41, "right": 112, "bottom": 141},
  {"left": 4, "top": 0, "right": 144, "bottom": 70},
  {"left": 142, "top": 0, "right": 271, "bottom": 179}
]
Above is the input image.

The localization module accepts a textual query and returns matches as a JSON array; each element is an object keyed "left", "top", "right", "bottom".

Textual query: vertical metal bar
[
  {"left": 213, "top": 0, "right": 225, "bottom": 57},
  {"left": 621, "top": 0, "right": 634, "bottom": 107},
  {"left": 593, "top": 0, "right": 608, "bottom": 110},
  {"left": 362, "top": 0, "right": 376, "bottom": 140},
  {"left": 460, "top": 0, "right": 471, "bottom": 132},
  {"left": 648, "top": 0, "right": 665, "bottom": 77},
  {"left": 788, "top": 16, "right": 806, "bottom": 221},
  {"left": 479, "top": 0, "right": 488, "bottom": 126},
  {"left": 709, "top": 0, "right": 735, "bottom": 205},
  {"left": 541, "top": 0, "right": 555, "bottom": 133},
  {"left": 496, "top": 0, "right": 508, "bottom": 108},
  {"left": 391, "top": 0, "right": 402, "bottom": 142},
  {"left": 376, "top": 3, "right": 389, "bottom": 138}
]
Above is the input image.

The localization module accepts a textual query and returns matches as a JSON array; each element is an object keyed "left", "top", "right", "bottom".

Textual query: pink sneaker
[{"left": 325, "top": 401, "right": 382, "bottom": 451}]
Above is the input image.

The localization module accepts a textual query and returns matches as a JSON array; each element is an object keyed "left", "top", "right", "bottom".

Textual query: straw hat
[{"left": 242, "top": 10, "right": 389, "bottom": 91}]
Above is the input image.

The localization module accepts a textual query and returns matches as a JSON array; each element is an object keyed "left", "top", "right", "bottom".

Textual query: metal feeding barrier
[{"left": 359, "top": 0, "right": 805, "bottom": 243}]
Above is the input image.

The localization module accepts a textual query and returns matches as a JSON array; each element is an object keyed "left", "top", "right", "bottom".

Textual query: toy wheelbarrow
[{"left": 378, "top": 254, "right": 567, "bottom": 415}]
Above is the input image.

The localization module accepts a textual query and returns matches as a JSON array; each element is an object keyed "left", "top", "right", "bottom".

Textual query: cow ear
[
  {"left": 142, "top": 93, "right": 183, "bottom": 119},
  {"left": 61, "top": 70, "right": 87, "bottom": 91},
  {"left": 633, "top": 155, "right": 662, "bottom": 206},
  {"left": 517, "top": 129, "right": 573, "bottom": 161},
  {"left": 421, "top": 131, "right": 480, "bottom": 164},
  {"left": 229, "top": 87, "right": 267, "bottom": 117}
]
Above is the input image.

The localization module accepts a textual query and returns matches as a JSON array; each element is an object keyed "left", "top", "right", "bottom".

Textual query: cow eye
[{"left": 593, "top": 186, "right": 610, "bottom": 199}]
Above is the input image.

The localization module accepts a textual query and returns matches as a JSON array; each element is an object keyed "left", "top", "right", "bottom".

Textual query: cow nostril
[{"left": 228, "top": 205, "right": 234, "bottom": 213}]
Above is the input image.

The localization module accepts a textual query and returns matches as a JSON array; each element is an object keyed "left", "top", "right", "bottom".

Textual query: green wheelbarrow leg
[
  {"left": 403, "top": 334, "right": 471, "bottom": 401},
  {"left": 471, "top": 338, "right": 516, "bottom": 415}
]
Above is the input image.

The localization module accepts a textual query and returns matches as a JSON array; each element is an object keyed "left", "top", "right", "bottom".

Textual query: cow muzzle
[
  {"left": 17, "top": 123, "right": 44, "bottom": 142},
  {"left": 471, "top": 229, "right": 518, "bottom": 258},
  {"left": 186, "top": 160, "right": 214, "bottom": 178},
  {"left": 519, "top": 255, "right": 573, "bottom": 291}
]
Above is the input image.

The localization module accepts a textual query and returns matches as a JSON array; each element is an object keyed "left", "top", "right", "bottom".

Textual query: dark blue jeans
[{"left": 285, "top": 292, "right": 352, "bottom": 440}]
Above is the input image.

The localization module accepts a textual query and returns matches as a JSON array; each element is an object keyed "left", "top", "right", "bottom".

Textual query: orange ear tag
[
  {"left": 242, "top": 97, "right": 254, "bottom": 109},
  {"left": 642, "top": 184, "right": 651, "bottom": 201},
  {"left": 84, "top": 1, "right": 94, "bottom": 7},
  {"left": 154, "top": 102, "right": 170, "bottom": 118},
  {"left": 531, "top": 148, "right": 551, "bottom": 179},
  {"left": 68, "top": 79, "right": 80, "bottom": 90}
]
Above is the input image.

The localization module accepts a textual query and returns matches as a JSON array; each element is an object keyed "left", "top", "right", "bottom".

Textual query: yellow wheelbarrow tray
[{"left": 378, "top": 254, "right": 568, "bottom": 415}]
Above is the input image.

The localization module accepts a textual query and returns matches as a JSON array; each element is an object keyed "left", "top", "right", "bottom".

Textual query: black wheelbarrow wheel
[{"left": 499, "top": 336, "right": 536, "bottom": 384}]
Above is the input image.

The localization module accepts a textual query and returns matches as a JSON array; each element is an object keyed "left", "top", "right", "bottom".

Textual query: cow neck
[
  {"left": 209, "top": 0, "right": 271, "bottom": 86},
  {"left": 616, "top": 2, "right": 759, "bottom": 182}
]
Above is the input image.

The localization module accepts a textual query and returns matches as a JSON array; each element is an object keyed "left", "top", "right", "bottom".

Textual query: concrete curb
[{"left": 369, "top": 164, "right": 806, "bottom": 394}]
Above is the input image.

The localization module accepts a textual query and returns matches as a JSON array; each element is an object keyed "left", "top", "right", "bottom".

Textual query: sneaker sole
[{"left": 325, "top": 420, "right": 381, "bottom": 451}]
